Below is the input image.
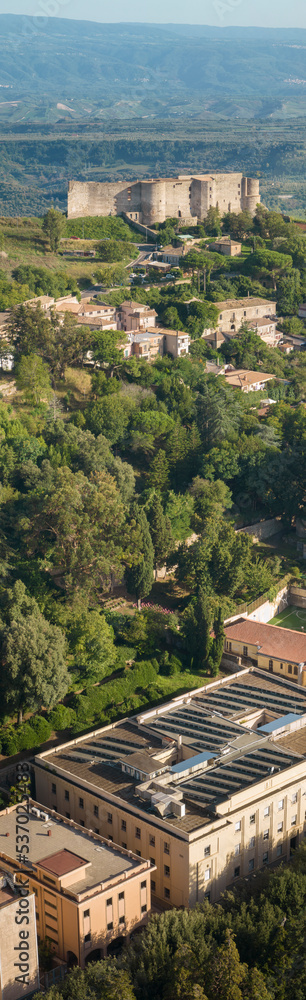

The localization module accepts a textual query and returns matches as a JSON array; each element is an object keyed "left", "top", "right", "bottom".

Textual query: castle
[{"left": 67, "top": 173, "right": 260, "bottom": 225}]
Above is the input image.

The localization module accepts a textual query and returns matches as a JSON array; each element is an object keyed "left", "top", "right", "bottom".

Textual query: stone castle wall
[{"left": 68, "top": 173, "right": 260, "bottom": 223}]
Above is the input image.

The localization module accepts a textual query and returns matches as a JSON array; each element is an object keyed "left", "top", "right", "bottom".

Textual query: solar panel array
[
  {"left": 180, "top": 743, "right": 300, "bottom": 806},
  {"left": 195, "top": 678, "right": 306, "bottom": 718},
  {"left": 146, "top": 704, "right": 244, "bottom": 752}
]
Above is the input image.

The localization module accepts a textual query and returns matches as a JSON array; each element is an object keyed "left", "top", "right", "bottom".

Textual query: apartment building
[
  {"left": 0, "top": 803, "right": 153, "bottom": 969},
  {"left": 0, "top": 873, "right": 39, "bottom": 1000},
  {"left": 34, "top": 670, "right": 306, "bottom": 909},
  {"left": 223, "top": 618, "right": 306, "bottom": 683},
  {"left": 117, "top": 301, "right": 157, "bottom": 332}
]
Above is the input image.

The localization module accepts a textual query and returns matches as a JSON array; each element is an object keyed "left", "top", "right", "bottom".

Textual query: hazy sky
[{"left": 1, "top": 0, "right": 305, "bottom": 27}]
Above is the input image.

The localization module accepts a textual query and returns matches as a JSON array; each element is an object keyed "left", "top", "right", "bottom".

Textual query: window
[
  {"left": 164, "top": 887, "right": 170, "bottom": 900},
  {"left": 288, "top": 664, "right": 292, "bottom": 674},
  {"left": 107, "top": 898, "right": 112, "bottom": 907},
  {"left": 204, "top": 846, "right": 211, "bottom": 857},
  {"left": 119, "top": 915, "right": 125, "bottom": 924},
  {"left": 64, "top": 790, "right": 69, "bottom": 801},
  {"left": 122, "top": 842, "right": 127, "bottom": 849},
  {"left": 263, "top": 852, "right": 269, "bottom": 864},
  {"left": 107, "top": 922, "right": 113, "bottom": 931},
  {"left": 292, "top": 792, "right": 297, "bottom": 804},
  {"left": 136, "top": 850, "right": 141, "bottom": 857},
  {"left": 66, "top": 812, "right": 70, "bottom": 819},
  {"left": 136, "top": 827, "right": 141, "bottom": 839},
  {"left": 95, "top": 829, "right": 99, "bottom": 835},
  {"left": 291, "top": 815, "right": 297, "bottom": 826},
  {"left": 109, "top": 836, "right": 113, "bottom": 842},
  {"left": 277, "top": 845, "right": 283, "bottom": 858},
  {"left": 280, "top": 663, "right": 283, "bottom": 670},
  {"left": 84, "top": 933, "right": 91, "bottom": 943},
  {"left": 277, "top": 822, "right": 283, "bottom": 833},
  {"left": 243, "top": 646, "right": 248, "bottom": 657},
  {"left": 80, "top": 820, "right": 84, "bottom": 828},
  {"left": 150, "top": 858, "right": 155, "bottom": 866},
  {"left": 249, "top": 837, "right": 255, "bottom": 849},
  {"left": 79, "top": 798, "right": 84, "bottom": 809},
  {"left": 107, "top": 812, "right": 112, "bottom": 824},
  {"left": 164, "top": 865, "right": 170, "bottom": 878},
  {"left": 164, "top": 841, "right": 170, "bottom": 854},
  {"left": 151, "top": 880, "right": 156, "bottom": 892},
  {"left": 149, "top": 835, "right": 155, "bottom": 847},
  {"left": 294, "top": 666, "right": 298, "bottom": 676},
  {"left": 264, "top": 806, "right": 270, "bottom": 817},
  {"left": 234, "top": 866, "right": 240, "bottom": 878},
  {"left": 234, "top": 844, "right": 240, "bottom": 857},
  {"left": 204, "top": 869, "right": 211, "bottom": 882},
  {"left": 269, "top": 659, "right": 273, "bottom": 670},
  {"left": 94, "top": 805, "right": 99, "bottom": 818},
  {"left": 263, "top": 829, "right": 269, "bottom": 841},
  {"left": 141, "top": 904, "right": 147, "bottom": 913},
  {"left": 119, "top": 892, "right": 124, "bottom": 901},
  {"left": 235, "top": 821, "right": 241, "bottom": 832},
  {"left": 121, "top": 820, "right": 126, "bottom": 831},
  {"left": 278, "top": 799, "right": 284, "bottom": 811},
  {"left": 51, "top": 783, "right": 56, "bottom": 795},
  {"left": 84, "top": 909, "right": 90, "bottom": 918},
  {"left": 250, "top": 814, "right": 255, "bottom": 825},
  {"left": 248, "top": 859, "right": 254, "bottom": 872}
]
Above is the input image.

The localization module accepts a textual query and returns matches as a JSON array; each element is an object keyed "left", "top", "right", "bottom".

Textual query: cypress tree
[{"left": 125, "top": 504, "right": 154, "bottom": 610}]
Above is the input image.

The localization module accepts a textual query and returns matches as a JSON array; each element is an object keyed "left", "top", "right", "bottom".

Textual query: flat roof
[
  {"left": 224, "top": 619, "right": 306, "bottom": 664},
  {"left": 36, "top": 670, "right": 306, "bottom": 834},
  {"left": 258, "top": 713, "right": 302, "bottom": 733},
  {"left": 0, "top": 804, "right": 146, "bottom": 895}
]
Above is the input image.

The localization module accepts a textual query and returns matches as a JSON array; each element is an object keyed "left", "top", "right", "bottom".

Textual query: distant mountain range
[{"left": 0, "top": 16, "right": 306, "bottom": 122}]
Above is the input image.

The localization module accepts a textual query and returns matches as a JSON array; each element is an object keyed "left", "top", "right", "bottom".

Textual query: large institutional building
[
  {"left": 0, "top": 802, "right": 153, "bottom": 969},
  {"left": 34, "top": 668, "right": 306, "bottom": 911},
  {"left": 67, "top": 173, "right": 260, "bottom": 225}
]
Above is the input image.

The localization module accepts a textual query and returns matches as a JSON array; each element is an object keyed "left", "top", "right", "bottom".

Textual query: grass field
[{"left": 268, "top": 605, "right": 306, "bottom": 632}]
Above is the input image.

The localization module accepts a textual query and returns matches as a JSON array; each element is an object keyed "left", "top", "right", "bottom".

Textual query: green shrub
[
  {"left": 1, "top": 727, "right": 19, "bottom": 756},
  {"left": 31, "top": 716, "right": 52, "bottom": 743},
  {"left": 48, "top": 704, "right": 76, "bottom": 731},
  {"left": 16, "top": 724, "right": 37, "bottom": 750}
]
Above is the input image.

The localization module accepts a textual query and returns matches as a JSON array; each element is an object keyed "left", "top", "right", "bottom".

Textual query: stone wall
[
  {"left": 236, "top": 517, "right": 282, "bottom": 542},
  {"left": 68, "top": 173, "right": 260, "bottom": 222},
  {"left": 289, "top": 585, "right": 306, "bottom": 609}
]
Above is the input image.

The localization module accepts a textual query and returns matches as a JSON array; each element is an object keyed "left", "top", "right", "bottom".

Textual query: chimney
[{"left": 47, "top": 830, "right": 52, "bottom": 837}]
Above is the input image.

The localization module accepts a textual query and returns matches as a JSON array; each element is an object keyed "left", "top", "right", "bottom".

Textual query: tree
[
  {"left": 125, "top": 504, "right": 154, "bottom": 609},
  {"left": 67, "top": 608, "right": 116, "bottom": 681},
  {"left": 207, "top": 930, "right": 246, "bottom": 1000},
  {"left": 0, "top": 581, "right": 68, "bottom": 723},
  {"left": 15, "top": 353, "right": 52, "bottom": 405},
  {"left": 147, "top": 450, "right": 170, "bottom": 491},
  {"left": 182, "top": 588, "right": 213, "bottom": 672},
  {"left": 204, "top": 206, "right": 222, "bottom": 237},
  {"left": 147, "top": 493, "right": 172, "bottom": 576},
  {"left": 42, "top": 208, "right": 65, "bottom": 252}
]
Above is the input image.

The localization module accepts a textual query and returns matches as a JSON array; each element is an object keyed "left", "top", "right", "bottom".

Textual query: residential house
[
  {"left": 162, "top": 329, "right": 190, "bottom": 358},
  {"left": 214, "top": 298, "right": 276, "bottom": 334},
  {"left": 117, "top": 302, "right": 157, "bottom": 332},
  {"left": 208, "top": 236, "right": 242, "bottom": 257},
  {"left": 223, "top": 367, "right": 275, "bottom": 393},
  {"left": 223, "top": 618, "right": 306, "bottom": 684}
]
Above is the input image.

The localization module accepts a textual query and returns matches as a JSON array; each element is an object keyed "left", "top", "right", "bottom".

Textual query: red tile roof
[{"left": 224, "top": 618, "right": 306, "bottom": 664}]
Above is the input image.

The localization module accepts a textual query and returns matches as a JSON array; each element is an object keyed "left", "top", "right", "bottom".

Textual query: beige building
[
  {"left": 223, "top": 367, "right": 275, "bottom": 393},
  {"left": 68, "top": 174, "right": 260, "bottom": 225},
  {"left": 250, "top": 317, "right": 281, "bottom": 346},
  {"left": 0, "top": 873, "right": 39, "bottom": 1000},
  {"left": 34, "top": 669, "right": 306, "bottom": 909},
  {"left": 223, "top": 618, "right": 306, "bottom": 684},
  {"left": 214, "top": 298, "right": 276, "bottom": 334},
  {"left": 117, "top": 301, "right": 157, "bottom": 332},
  {"left": 209, "top": 237, "right": 242, "bottom": 257},
  {"left": 0, "top": 803, "right": 153, "bottom": 969}
]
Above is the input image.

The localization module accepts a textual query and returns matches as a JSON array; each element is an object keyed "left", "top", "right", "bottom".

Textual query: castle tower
[
  {"left": 140, "top": 180, "right": 166, "bottom": 226},
  {"left": 241, "top": 177, "right": 260, "bottom": 216}
]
